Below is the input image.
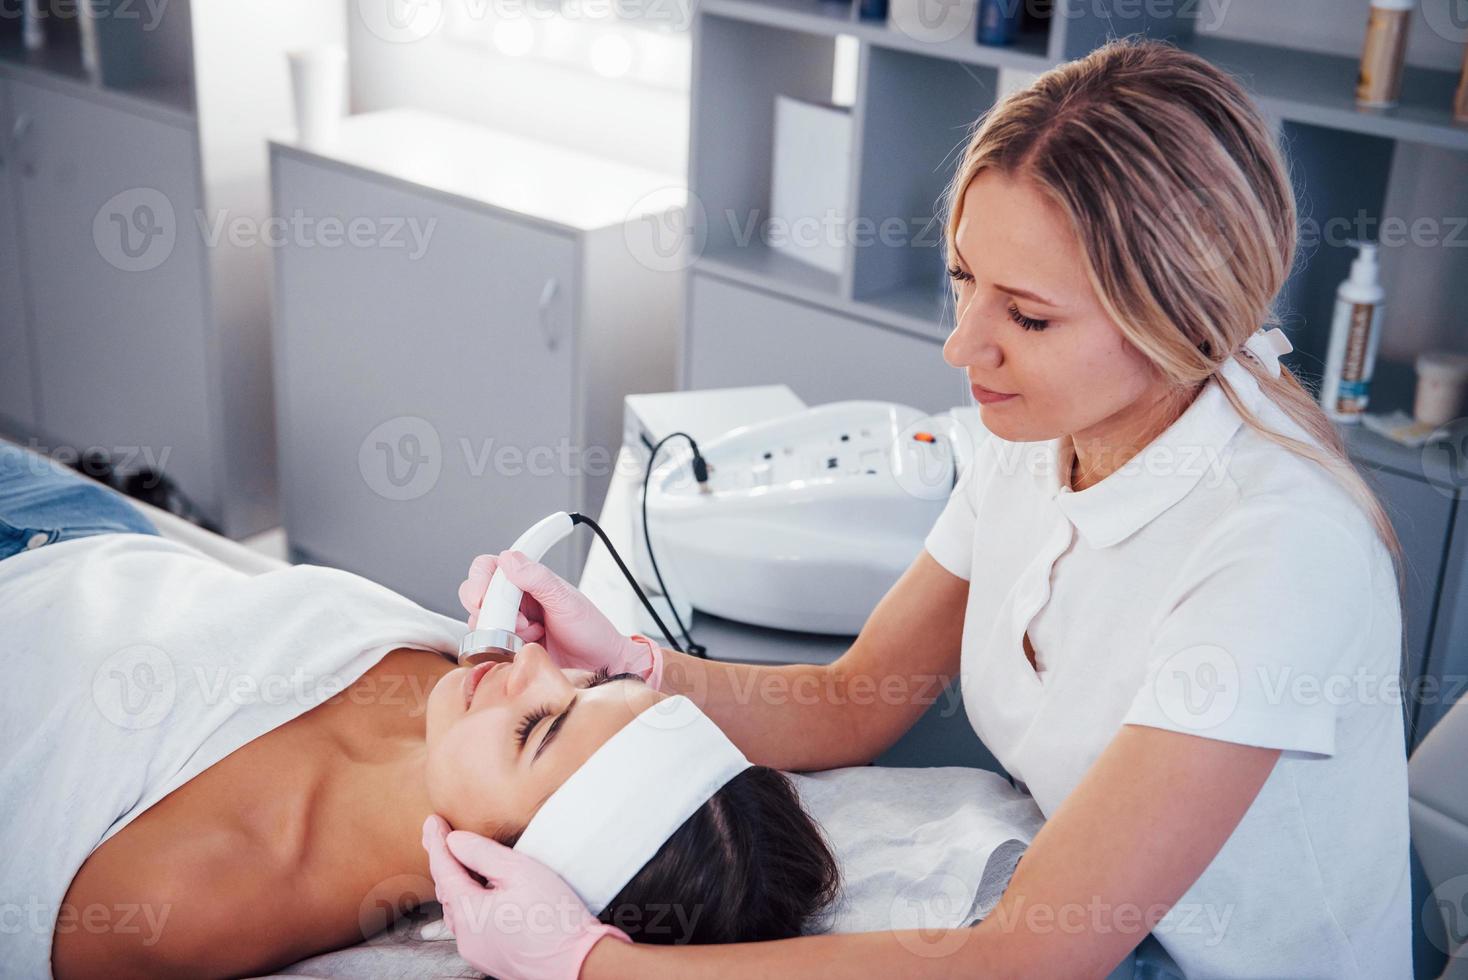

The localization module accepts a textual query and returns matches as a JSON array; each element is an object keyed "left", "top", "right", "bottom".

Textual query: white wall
[{"left": 347, "top": 1, "right": 689, "bottom": 177}]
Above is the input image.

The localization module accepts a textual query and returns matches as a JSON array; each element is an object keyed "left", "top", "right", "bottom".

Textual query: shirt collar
[{"left": 1036, "top": 357, "right": 1262, "bottom": 549}]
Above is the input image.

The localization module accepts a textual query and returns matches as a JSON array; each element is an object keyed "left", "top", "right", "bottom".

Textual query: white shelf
[{"left": 271, "top": 109, "right": 685, "bottom": 233}]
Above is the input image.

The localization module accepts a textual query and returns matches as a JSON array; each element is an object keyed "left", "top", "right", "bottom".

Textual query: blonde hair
[{"left": 944, "top": 36, "right": 1401, "bottom": 562}]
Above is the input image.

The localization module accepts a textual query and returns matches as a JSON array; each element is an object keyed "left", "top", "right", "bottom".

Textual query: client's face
[{"left": 424, "top": 642, "right": 664, "bottom": 839}]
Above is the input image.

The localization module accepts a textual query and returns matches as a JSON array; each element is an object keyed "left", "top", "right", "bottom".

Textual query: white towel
[{"left": 0, "top": 533, "right": 465, "bottom": 979}]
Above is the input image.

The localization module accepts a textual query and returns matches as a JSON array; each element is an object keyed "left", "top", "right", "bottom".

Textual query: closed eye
[
  {"left": 520, "top": 668, "right": 645, "bottom": 762},
  {"left": 1007, "top": 303, "right": 1049, "bottom": 332}
]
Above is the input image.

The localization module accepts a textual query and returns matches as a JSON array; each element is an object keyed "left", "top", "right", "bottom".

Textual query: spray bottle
[{"left": 1320, "top": 242, "right": 1386, "bottom": 424}]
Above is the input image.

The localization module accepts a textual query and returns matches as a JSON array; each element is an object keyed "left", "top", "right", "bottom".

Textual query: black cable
[
  {"left": 641, "top": 433, "right": 708, "bottom": 658},
  {"left": 568, "top": 512, "right": 686, "bottom": 655}
]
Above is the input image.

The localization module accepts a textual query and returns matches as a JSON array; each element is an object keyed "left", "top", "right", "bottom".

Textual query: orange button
[{"left": 912, "top": 432, "right": 935, "bottom": 443}]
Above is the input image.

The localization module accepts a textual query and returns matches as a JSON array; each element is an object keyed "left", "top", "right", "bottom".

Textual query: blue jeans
[{"left": 0, "top": 443, "right": 158, "bottom": 560}]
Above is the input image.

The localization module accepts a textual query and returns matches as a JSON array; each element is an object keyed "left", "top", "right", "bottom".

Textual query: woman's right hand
[{"left": 458, "top": 550, "right": 661, "bottom": 686}]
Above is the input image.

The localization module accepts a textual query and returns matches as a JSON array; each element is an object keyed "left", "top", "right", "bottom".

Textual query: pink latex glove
[
  {"left": 457, "top": 550, "right": 662, "bottom": 688},
  {"left": 421, "top": 815, "right": 630, "bottom": 980}
]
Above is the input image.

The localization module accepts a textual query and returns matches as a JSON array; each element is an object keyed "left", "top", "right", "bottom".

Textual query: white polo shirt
[{"left": 924, "top": 356, "right": 1412, "bottom": 979}]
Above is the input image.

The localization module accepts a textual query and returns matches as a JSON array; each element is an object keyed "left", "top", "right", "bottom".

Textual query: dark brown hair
[{"left": 598, "top": 766, "right": 840, "bottom": 945}]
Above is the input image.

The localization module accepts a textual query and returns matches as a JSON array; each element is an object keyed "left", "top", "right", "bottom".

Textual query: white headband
[{"left": 513, "top": 695, "right": 752, "bottom": 915}]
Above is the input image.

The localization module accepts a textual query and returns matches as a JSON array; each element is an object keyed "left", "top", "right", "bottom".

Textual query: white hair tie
[
  {"left": 1237, "top": 327, "right": 1293, "bottom": 378},
  {"left": 513, "top": 695, "right": 753, "bottom": 915}
]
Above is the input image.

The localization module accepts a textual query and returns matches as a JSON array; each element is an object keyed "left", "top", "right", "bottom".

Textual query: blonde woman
[{"left": 426, "top": 38, "right": 1411, "bottom": 979}]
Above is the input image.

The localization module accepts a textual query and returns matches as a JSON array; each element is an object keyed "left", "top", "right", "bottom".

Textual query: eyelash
[
  {"left": 1007, "top": 304, "right": 1049, "bottom": 332},
  {"left": 515, "top": 707, "right": 549, "bottom": 749},
  {"left": 514, "top": 667, "right": 637, "bottom": 749},
  {"left": 946, "top": 266, "right": 1050, "bottom": 332}
]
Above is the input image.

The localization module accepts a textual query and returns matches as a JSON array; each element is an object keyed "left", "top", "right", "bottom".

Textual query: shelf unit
[
  {"left": 0, "top": 0, "right": 197, "bottom": 116},
  {"left": 683, "top": 0, "right": 1468, "bottom": 372},
  {"left": 0, "top": 0, "right": 344, "bottom": 538},
  {"left": 682, "top": 0, "right": 1207, "bottom": 372}
]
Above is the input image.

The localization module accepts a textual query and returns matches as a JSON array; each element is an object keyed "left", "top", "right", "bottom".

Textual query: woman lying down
[{"left": 0, "top": 444, "right": 842, "bottom": 978}]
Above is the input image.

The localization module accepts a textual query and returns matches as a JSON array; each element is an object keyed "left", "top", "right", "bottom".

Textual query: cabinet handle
[{"left": 537, "top": 277, "right": 561, "bottom": 351}]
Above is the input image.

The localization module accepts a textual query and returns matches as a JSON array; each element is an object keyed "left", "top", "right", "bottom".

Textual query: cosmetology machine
[{"left": 634, "top": 401, "right": 985, "bottom": 638}]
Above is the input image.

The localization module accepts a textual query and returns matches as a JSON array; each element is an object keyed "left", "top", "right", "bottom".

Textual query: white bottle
[{"left": 1320, "top": 242, "right": 1386, "bottom": 424}]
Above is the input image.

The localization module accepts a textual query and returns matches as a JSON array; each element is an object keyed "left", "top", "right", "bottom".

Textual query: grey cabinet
[
  {"left": 270, "top": 114, "right": 681, "bottom": 616},
  {"left": 1419, "top": 498, "right": 1468, "bottom": 741},
  {"left": 272, "top": 152, "right": 578, "bottom": 613},
  {"left": 1366, "top": 467, "right": 1457, "bottom": 737},
  {"left": 7, "top": 77, "right": 216, "bottom": 505},
  {"left": 0, "top": 77, "right": 36, "bottom": 431}
]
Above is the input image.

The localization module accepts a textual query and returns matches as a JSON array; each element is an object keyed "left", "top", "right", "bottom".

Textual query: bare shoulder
[{"left": 52, "top": 814, "right": 326, "bottom": 979}]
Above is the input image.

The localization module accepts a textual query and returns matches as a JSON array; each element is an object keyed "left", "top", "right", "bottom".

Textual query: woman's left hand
[{"left": 421, "top": 815, "right": 630, "bottom": 980}]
